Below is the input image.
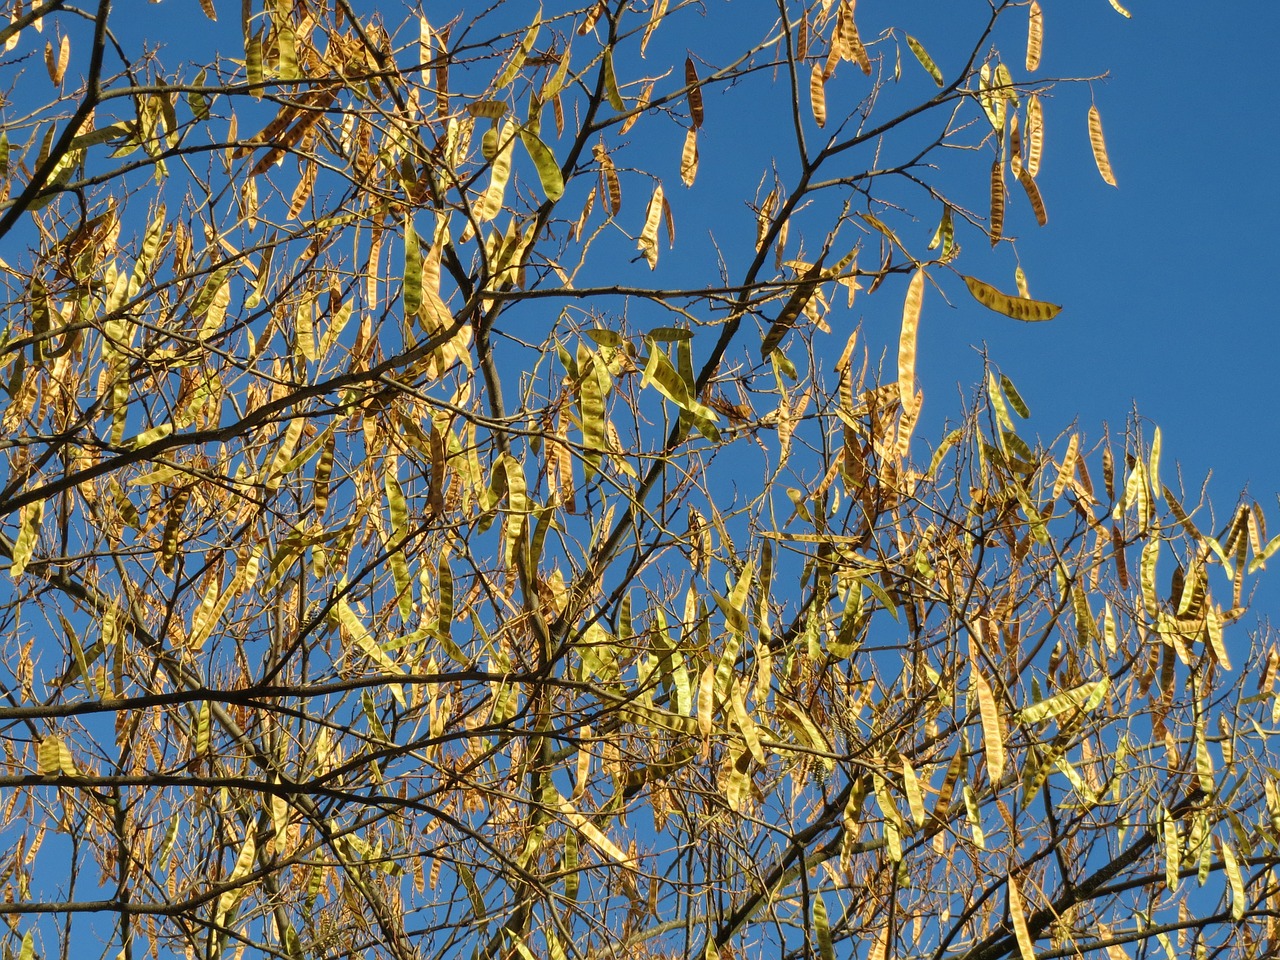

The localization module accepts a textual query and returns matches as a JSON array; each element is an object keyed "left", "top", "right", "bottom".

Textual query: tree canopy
[{"left": 1, "top": 2, "right": 1278, "bottom": 960}]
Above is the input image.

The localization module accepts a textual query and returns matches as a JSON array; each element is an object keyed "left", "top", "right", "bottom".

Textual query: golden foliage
[{"left": 0, "top": 7, "right": 1267, "bottom": 960}]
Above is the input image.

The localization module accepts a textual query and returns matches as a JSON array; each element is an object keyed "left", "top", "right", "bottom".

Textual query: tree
[{"left": 0, "top": 1, "right": 1277, "bottom": 959}]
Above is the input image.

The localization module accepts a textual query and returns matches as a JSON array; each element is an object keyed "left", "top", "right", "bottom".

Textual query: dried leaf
[
  {"left": 898, "top": 268, "right": 924, "bottom": 410},
  {"left": 47, "top": 34, "right": 69, "bottom": 85},
  {"left": 814, "top": 894, "right": 835, "bottom": 960},
  {"left": 603, "top": 47, "right": 625, "bottom": 111},
  {"left": 1008, "top": 879, "right": 1036, "bottom": 960},
  {"left": 10, "top": 500, "right": 43, "bottom": 578},
  {"left": 520, "top": 129, "right": 564, "bottom": 201},
  {"left": 640, "top": 0, "right": 668, "bottom": 56},
  {"left": 1010, "top": 112, "right": 1023, "bottom": 178},
  {"left": 972, "top": 668, "right": 1005, "bottom": 784},
  {"left": 906, "top": 35, "right": 943, "bottom": 86},
  {"left": 287, "top": 160, "right": 316, "bottom": 219},
  {"left": 1001, "top": 373, "right": 1030, "bottom": 418},
  {"left": 848, "top": 13, "right": 871, "bottom": 75},
  {"left": 902, "top": 757, "right": 926, "bottom": 827},
  {"left": 494, "top": 7, "right": 541, "bottom": 90},
  {"left": 680, "top": 127, "right": 698, "bottom": 187},
  {"left": 558, "top": 793, "right": 633, "bottom": 866},
  {"left": 1026, "top": 94, "right": 1043, "bottom": 177},
  {"left": 596, "top": 145, "right": 621, "bottom": 217},
  {"left": 961, "top": 275, "right": 1061, "bottom": 321},
  {"left": 37, "top": 734, "right": 61, "bottom": 775},
  {"left": 1017, "top": 164, "right": 1048, "bottom": 226},
  {"left": 760, "top": 258, "right": 825, "bottom": 358},
  {"left": 637, "top": 183, "right": 664, "bottom": 269},
  {"left": 475, "top": 121, "right": 515, "bottom": 221},
  {"left": 1026, "top": 2, "right": 1042, "bottom": 71},
  {"left": 686, "top": 57, "right": 704, "bottom": 128},
  {"left": 1221, "top": 839, "right": 1245, "bottom": 920},
  {"left": 990, "top": 159, "right": 1005, "bottom": 245},
  {"left": 1088, "top": 104, "right": 1117, "bottom": 186},
  {"left": 403, "top": 215, "right": 422, "bottom": 316},
  {"left": 1018, "top": 680, "right": 1107, "bottom": 724}
]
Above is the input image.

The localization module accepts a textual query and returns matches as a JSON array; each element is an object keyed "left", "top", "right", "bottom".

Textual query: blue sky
[
  {"left": 1, "top": 2, "right": 1275, "bottom": 954},
  {"left": 933, "top": 0, "right": 1280, "bottom": 616},
  {"left": 914, "top": 0, "right": 1278, "bottom": 509}
]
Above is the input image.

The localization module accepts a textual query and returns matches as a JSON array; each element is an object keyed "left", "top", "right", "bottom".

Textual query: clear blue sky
[
  {"left": 929, "top": 0, "right": 1280, "bottom": 617},
  {"left": 931, "top": 0, "right": 1279, "bottom": 501}
]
